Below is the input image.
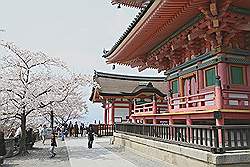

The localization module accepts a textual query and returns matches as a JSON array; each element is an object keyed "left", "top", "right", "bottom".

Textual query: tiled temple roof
[
  {"left": 89, "top": 71, "right": 167, "bottom": 102},
  {"left": 111, "top": 0, "right": 151, "bottom": 9}
]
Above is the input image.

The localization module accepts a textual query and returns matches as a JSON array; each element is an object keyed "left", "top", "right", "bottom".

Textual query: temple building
[
  {"left": 96, "top": 0, "right": 250, "bottom": 126},
  {"left": 90, "top": 71, "right": 167, "bottom": 124}
]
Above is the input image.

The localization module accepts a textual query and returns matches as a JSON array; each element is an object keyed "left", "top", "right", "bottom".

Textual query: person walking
[
  {"left": 87, "top": 125, "right": 94, "bottom": 149},
  {"left": 41, "top": 125, "right": 47, "bottom": 145},
  {"left": 74, "top": 122, "right": 79, "bottom": 137},
  {"left": 80, "top": 123, "right": 84, "bottom": 137},
  {"left": 49, "top": 133, "right": 57, "bottom": 158},
  {"left": 68, "top": 121, "right": 73, "bottom": 137}
]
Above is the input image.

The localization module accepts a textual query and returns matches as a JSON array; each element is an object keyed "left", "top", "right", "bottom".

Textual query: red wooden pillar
[
  {"left": 216, "top": 117, "right": 224, "bottom": 145},
  {"left": 186, "top": 117, "right": 192, "bottom": 142},
  {"left": 217, "top": 63, "right": 228, "bottom": 88},
  {"left": 152, "top": 95, "right": 157, "bottom": 114},
  {"left": 128, "top": 100, "right": 133, "bottom": 117},
  {"left": 153, "top": 117, "right": 157, "bottom": 124},
  {"left": 107, "top": 104, "right": 110, "bottom": 125},
  {"left": 111, "top": 101, "right": 115, "bottom": 125},
  {"left": 247, "top": 65, "right": 250, "bottom": 86},
  {"left": 104, "top": 109, "right": 107, "bottom": 125},
  {"left": 197, "top": 61, "right": 203, "bottom": 91},
  {"left": 247, "top": 65, "right": 250, "bottom": 106},
  {"left": 215, "top": 76, "right": 223, "bottom": 109},
  {"left": 169, "top": 117, "right": 174, "bottom": 139},
  {"left": 186, "top": 117, "right": 192, "bottom": 125},
  {"left": 152, "top": 95, "right": 158, "bottom": 124}
]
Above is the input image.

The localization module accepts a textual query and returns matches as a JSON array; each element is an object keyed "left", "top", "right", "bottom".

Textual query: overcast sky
[{"left": 0, "top": 0, "right": 163, "bottom": 123}]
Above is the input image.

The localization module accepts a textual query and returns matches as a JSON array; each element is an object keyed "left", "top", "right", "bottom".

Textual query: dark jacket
[
  {"left": 87, "top": 127, "right": 94, "bottom": 141},
  {"left": 51, "top": 136, "right": 57, "bottom": 147}
]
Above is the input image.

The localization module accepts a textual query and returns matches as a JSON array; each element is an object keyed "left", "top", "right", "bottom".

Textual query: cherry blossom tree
[{"left": 0, "top": 41, "right": 90, "bottom": 155}]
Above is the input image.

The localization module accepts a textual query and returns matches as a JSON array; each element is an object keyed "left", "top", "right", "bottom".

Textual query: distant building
[{"left": 89, "top": 71, "right": 167, "bottom": 124}]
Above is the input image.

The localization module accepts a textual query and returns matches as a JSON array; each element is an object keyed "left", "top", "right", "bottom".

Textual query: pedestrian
[
  {"left": 74, "top": 122, "right": 79, "bottom": 137},
  {"left": 68, "top": 121, "right": 73, "bottom": 137},
  {"left": 63, "top": 124, "right": 68, "bottom": 138},
  {"left": 49, "top": 133, "right": 57, "bottom": 158},
  {"left": 87, "top": 125, "right": 94, "bottom": 149},
  {"left": 80, "top": 123, "right": 84, "bottom": 137},
  {"left": 41, "top": 125, "right": 47, "bottom": 145}
]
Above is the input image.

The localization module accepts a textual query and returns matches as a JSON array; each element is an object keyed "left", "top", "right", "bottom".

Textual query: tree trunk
[{"left": 19, "top": 113, "right": 28, "bottom": 155}]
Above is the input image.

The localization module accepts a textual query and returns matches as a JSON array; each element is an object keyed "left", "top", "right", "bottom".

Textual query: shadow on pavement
[{"left": 3, "top": 143, "right": 70, "bottom": 167}]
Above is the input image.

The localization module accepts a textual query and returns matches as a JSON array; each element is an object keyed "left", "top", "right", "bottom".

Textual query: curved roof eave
[
  {"left": 103, "top": 0, "right": 155, "bottom": 59},
  {"left": 94, "top": 71, "right": 165, "bottom": 81}
]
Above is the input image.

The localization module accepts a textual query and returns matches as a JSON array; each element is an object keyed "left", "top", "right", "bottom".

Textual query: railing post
[
  {"left": 216, "top": 117, "right": 224, "bottom": 146},
  {"left": 169, "top": 118, "right": 174, "bottom": 140},
  {"left": 104, "top": 109, "right": 107, "bottom": 125},
  {"left": 186, "top": 118, "right": 192, "bottom": 143},
  {"left": 131, "top": 116, "right": 136, "bottom": 123},
  {"left": 214, "top": 126, "right": 219, "bottom": 152}
]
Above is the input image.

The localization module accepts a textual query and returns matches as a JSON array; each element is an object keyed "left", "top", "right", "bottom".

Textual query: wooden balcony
[
  {"left": 132, "top": 89, "right": 250, "bottom": 116},
  {"left": 133, "top": 102, "right": 168, "bottom": 114},
  {"left": 222, "top": 90, "right": 250, "bottom": 110},
  {"left": 170, "top": 91, "right": 216, "bottom": 112}
]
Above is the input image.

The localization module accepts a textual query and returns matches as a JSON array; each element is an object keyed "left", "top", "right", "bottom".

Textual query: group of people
[
  {"left": 63, "top": 121, "right": 86, "bottom": 138},
  {"left": 37, "top": 122, "right": 95, "bottom": 158}
]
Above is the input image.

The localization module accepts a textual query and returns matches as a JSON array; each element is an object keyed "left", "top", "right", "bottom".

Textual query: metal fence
[{"left": 115, "top": 123, "right": 250, "bottom": 153}]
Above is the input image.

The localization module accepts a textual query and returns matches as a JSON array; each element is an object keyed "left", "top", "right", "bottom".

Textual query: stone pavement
[
  {"left": 66, "top": 137, "right": 169, "bottom": 167},
  {"left": 3, "top": 136, "right": 169, "bottom": 167},
  {"left": 3, "top": 139, "right": 70, "bottom": 167}
]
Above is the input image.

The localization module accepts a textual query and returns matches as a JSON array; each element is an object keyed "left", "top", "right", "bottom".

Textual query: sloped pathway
[
  {"left": 3, "top": 136, "right": 169, "bottom": 167},
  {"left": 3, "top": 139, "right": 70, "bottom": 167},
  {"left": 65, "top": 137, "right": 169, "bottom": 167}
]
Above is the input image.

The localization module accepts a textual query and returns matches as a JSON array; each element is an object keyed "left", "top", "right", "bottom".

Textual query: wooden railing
[
  {"left": 92, "top": 124, "right": 114, "bottom": 137},
  {"left": 134, "top": 102, "right": 154, "bottom": 113},
  {"left": 134, "top": 102, "right": 168, "bottom": 114},
  {"left": 222, "top": 90, "right": 250, "bottom": 110},
  {"left": 132, "top": 89, "right": 250, "bottom": 115},
  {"left": 170, "top": 91, "right": 216, "bottom": 112},
  {"left": 115, "top": 123, "right": 250, "bottom": 153}
]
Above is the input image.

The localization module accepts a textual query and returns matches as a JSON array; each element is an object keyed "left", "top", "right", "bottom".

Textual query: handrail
[
  {"left": 171, "top": 91, "right": 214, "bottom": 101},
  {"left": 134, "top": 102, "right": 153, "bottom": 108},
  {"left": 115, "top": 123, "right": 250, "bottom": 154},
  {"left": 223, "top": 90, "right": 250, "bottom": 94}
]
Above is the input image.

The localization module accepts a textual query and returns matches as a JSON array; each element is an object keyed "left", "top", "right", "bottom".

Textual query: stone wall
[{"left": 113, "top": 132, "right": 250, "bottom": 167}]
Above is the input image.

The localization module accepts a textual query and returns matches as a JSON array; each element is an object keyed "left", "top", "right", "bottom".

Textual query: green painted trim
[
  {"left": 166, "top": 55, "right": 250, "bottom": 81},
  {"left": 223, "top": 48, "right": 250, "bottom": 56},
  {"left": 167, "top": 56, "right": 220, "bottom": 80},
  {"left": 150, "top": 13, "right": 204, "bottom": 54},
  {"left": 229, "top": 6, "right": 250, "bottom": 15},
  {"left": 221, "top": 56, "right": 250, "bottom": 65},
  {"left": 164, "top": 52, "right": 214, "bottom": 76}
]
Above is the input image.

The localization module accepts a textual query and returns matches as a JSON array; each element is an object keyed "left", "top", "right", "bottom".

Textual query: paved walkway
[
  {"left": 66, "top": 137, "right": 136, "bottom": 167},
  {"left": 4, "top": 137, "right": 169, "bottom": 167},
  {"left": 65, "top": 137, "right": 169, "bottom": 167},
  {"left": 3, "top": 139, "right": 70, "bottom": 167}
]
